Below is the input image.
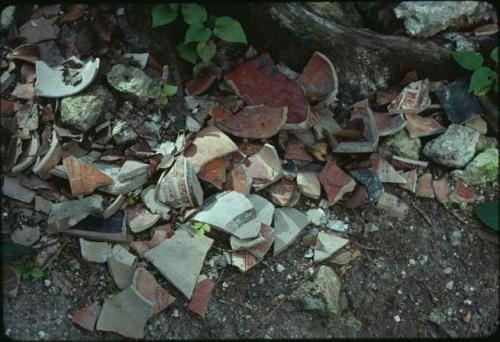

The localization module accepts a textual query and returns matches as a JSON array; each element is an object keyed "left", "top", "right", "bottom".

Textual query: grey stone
[
  {"left": 79, "top": 238, "right": 112, "bottom": 263},
  {"left": 108, "top": 245, "right": 137, "bottom": 289},
  {"left": 376, "top": 192, "right": 408, "bottom": 220},
  {"left": 96, "top": 285, "right": 153, "bottom": 339},
  {"left": 112, "top": 120, "right": 138, "bottom": 145},
  {"left": 382, "top": 129, "right": 421, "bottom": 160},
  {"left": 313, "top": 232, "right": 349, "bottom": 263},
  {"left": 143, "top": 229, "right": 213, "bottom": 299},
  {"left": 106, "top": 64, "right": 152, "bottom": 104},
  {"left": 186, "top": 115, "right": 201, "bottom": 132},
  {"left": 423, "top": 124, "right": 480, "bottom": 168},
  {"left": 394, "top": 1, "right": 495, "bottom": 38},
  {"left": 48, "top": 195, "right": 104, "bottom": 233},
  {"left": 306, "top": 208, "right": 327, "bottom": 226},
  {"left": 476, "top": 135, "right": 498, "bottom": 153},
  {"left": 192, "top": 191, "right": 255, "bottom": 236},
  {"left": 273, "top": 208, "right": 309, "bottom": 256},
  {"left": 10, "top": 225, "right": 40, "bottom": 246},
  {"left": 326, "top": 219, "right": 348, "bottom": 232},
  {"left": 451, "top": 148, "right": 498, "bottom": 185},
  {"left": 232, "top": 194, "right": 275, "bottom": 239},
  {"left": 60, "top": 86, "right": 115, "bottom": 132},
  {"left": 291, "top": 265, "right": 341, "bottom": 316},
  {"left": 35, "top": 196, "right": 53, "bottom": 214}
]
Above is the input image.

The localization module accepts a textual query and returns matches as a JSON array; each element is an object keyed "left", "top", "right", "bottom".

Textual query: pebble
[
  {"left": 464, "top": 299, "right": 472, "bottom": 305},
  {"left": 222, "top": 282, "right": 229, "bottom": 288},
  {"left": 6, "top": 328, "right": 11, "bottom": 335},
  {"left": 394, "top": 315, "right": 401, "bottom": 322},
  {"left": 44, "top": 279, "right": 51, "bottom": 287},
  {"left": 172, "top": 309, "right": 179, "bottom": 318},
  {"left": 304, "top": 249, "right": 314, "bottom": 258},
  {"left": 444, "top": 267, "right": 453, "bottom": 274},
  {"left": 276, "top": 264, "right": 285, "bottom": 273},
  {"left": 446, "top": 281, "right": 454, "bottom": 290},
  {"left": 287, "top": 274, "right": 292, "bottom": 280},
  {"left": 259, "top": 277, "right": 264, "bottom": 284},
  {"left": 38, "top": 331, "right": 46, "bottom": 338},
  {"left": 409, "top": 258, "right": 416, "bottom": 265}
]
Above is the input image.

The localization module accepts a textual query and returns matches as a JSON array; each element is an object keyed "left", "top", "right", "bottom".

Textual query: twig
[
  {"left": 451, "top": 211, "right": 467, "bottom": 224},
  {"left": 419, "top": 280, "right": 438, "bottom": 304},
  {"left": 41, "top": 240, "right": 68, "bottom": 271},
  {"left": 412, "top": 203, "right": 432, "bottom": 226},
  {"left": 354, "top": 242, "right": 385, "bottom": 252}
]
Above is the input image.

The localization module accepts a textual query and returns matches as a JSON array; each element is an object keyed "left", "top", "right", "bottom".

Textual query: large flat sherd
[
  {"left": 143, "top": 229, "right": 213, "bottom": 299},
  {"left": 108, "top": 244, "right": 137, "bottom": 289},
  {"left": 318, "top": 161, "right": 356, "bottom": 206},
  {"left": 79, "top": 238, "right": 112, "bottom": 263},
  {"left": 192, "top": 191, "right": 255, "bottom": 236},
  {"left": 96, "top": 286, "right": 153, "bottom": 339},
  {"left": 273, "top": 208, "right": 309, "bottom": 256},
  {"left": 132, "top": 267, "right": 175, "bottom": 315},
  {"left": 187, "top": 276, "right": 216, "bottom": 318},
  {"left": 297, "top": 171, "right": 321, "bottom": 199},
  {"left": 247, "top": 144, "right": 283, "bottom": 191},
  {"left": 232, "top": 194, "right": 275, "bottom": 239}
]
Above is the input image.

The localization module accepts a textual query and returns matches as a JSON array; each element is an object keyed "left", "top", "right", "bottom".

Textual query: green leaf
[
  {"left": 452, "top": 51, "right": 484, "bottom": 71},
  {"left": 152, "top": 4, "right": 177, "bottom": 27},
  {"left": 181, "top": 3, "right": 207, "bottom": 25},
  {"left": 185, "top": 23, "right": 212, "bottom": 43},
  {"left": 213, "top": 17, "right": 247, "bottom": 44},
  {"left": 475, "top": 200, "right": 499, "bottom": 231},
  {"left": 147, "top": 83, "right": 161, "bottom": 99},
  {"left": 30, "top": 267, "right": 44, "bottom": 279},
  {"left": 491, "top": 47, "right": 498, "bottom": 63},
  {"left": 197, "top": 40, "right": 216, "bottom": 62},
  {"left": 163, "top": 85, "right": 178, "bottom": 96},
  {"left": 177, "top": 42, "right": 199, "bottom": 64},
  {"left": 193, "top": 222, "right": 203, "bottom": 229},
  {"left": 469, "top": 67, "right": 496, "bottom": 95}
]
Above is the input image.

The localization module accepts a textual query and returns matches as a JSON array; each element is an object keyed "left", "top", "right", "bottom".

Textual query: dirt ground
[
  {"left": 3, "top": 181, "right": 499, "bottom": 339},
  {"left": 2, "top": 4, "right": 499, "bottom": 340}
]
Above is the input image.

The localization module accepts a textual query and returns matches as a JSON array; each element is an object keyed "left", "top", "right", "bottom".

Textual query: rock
[
  {"left": 126, "top": 204, "right": 161, "bottom": 233},
  {"left": 10, "top": 225, "right": 40, "bottom": 246},
  {"left": 416, "top": 173, "right": 435, "bottom": 198},
  {"left": 48, "top": 195, "right": 104, "bottom": 233},
  {"left": 382, "top": 129, "right": 421, "bottom": 160},
  {"left": 193, "top": 191, "right": 255, "bottom": 236},
  {"left": 96, "top": 285, "right": 153, "bottom": 339},
  {"left": 475, "top": 135, "right": 498, "bottom": 153},
  {"left": 399, "top": 169, "right": 417, "bottom": 193},
  {"left": 108, "top": 245, "right": 137, "bottom": 289},
  {"left": 394, "top": 1, "right": 495, "bottom": 38},
  {"left": 72, "top": 303, "right": 99, "bottom": 332},
  {"left": 232, "top": 194, "right": 275, "bottom": 240},
  {"left": 318, "top": 160, "right": 356, "bottom": 206},
  {"left": 306, "top": 208, "right": 327, "bottom": 226},
  {"left": 60, "top": 86, "right": 114, "bottom": 132},
  {"left": 423, "top": 124, "right": 480, "bottom": 168},
  {"left": 464, "top": 116, "right": 487, "bottom": 135},
  {"left": 140, "top": 185, "right": 171, "bottom": 219},
  {"left": 143, "top": 229, "right": 213, "bottom": 299},
  {"left": 247, "top": 144, "right": 284, "bottom": 190},
  {"left": 187, "top": 276, "right": 216, "bottom": 318},
  {"left": 34, "top": 195, "right": 54, "bottom": 213},
  {"left": 62, "top": 155, "right": 113, "bottom": 196},
  {"left": 156, "top": 156, "right": 203, "bottom": 209},
  {"left": 291, "top": 265, "right": 341, "bottom": 316},
  {"left": 112, "top": 121, "right": 138, "bottom": 145},
  {"left": 276, "top": 264, "right": 285, "bottom": 273},
  {"left": 106, "top": 64, "right": 152, "bottom": 104},
  {"left": 376, "top": 192, "right": 408, "bottom": 220},
  {"left": 184, "top": 126, "right": 238, "bottom": 173},
  {"left": 297, "top": 172, "right": 321, "bottom": 199},
  {"left": 273, "top": 207, "right": 309, "bottom": 256},
  {"left": 79, "top": 238, "right": 112, "bottom": 263},
  {"left": 2, "top": 176, "right": 36, "bottom": 203},
  {"left": 314, "top": 232, "right": 349, "bottom": 263},
  {"left": 432, "top": 179, "right": 451, "bottom": 204},
  {"left": 451, "top": 148, "right": 498, "bottom": 185}
]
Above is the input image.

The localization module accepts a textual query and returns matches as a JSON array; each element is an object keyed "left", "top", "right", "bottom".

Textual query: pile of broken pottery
[{"left": 2, "top": 6, "right": 499, "bottom": 339}]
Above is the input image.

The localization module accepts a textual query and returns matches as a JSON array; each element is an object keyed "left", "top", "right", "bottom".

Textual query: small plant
[
  {"left": 152, "top": 3, "right": 247, "bottom": 64},
  {"left": 147, "top": 83, "right": 178, "bottom": 105},
  {"left": 192, "top": 221, "right": 211, "bottom": 238},
  {"left": 452, "top": 47, "right": 498, "bottom": 96},
  {"left": 14, "top": 260, "right": 44, "bottom": 280}
]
